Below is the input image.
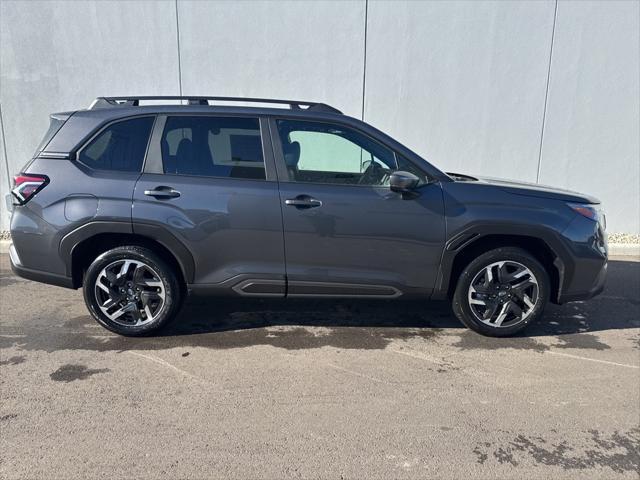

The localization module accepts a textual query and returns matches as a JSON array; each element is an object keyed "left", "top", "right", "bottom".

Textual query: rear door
[
  {"left": 271, "top": 117, "right": 446, "bottom": 298},
  {"left": 132, "top": 115, "right": 286, "bottom": 295}
]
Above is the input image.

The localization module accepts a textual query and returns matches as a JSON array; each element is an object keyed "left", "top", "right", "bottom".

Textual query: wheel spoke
[
  {"left": 482, "top": 300, "right": 500, "bottom": 321},
  {"left": 496, "top": 263, "right": 505, "bottom": 283},
  {"left": 484, "top": 266, "right": 494, "bottom": 286},
  {"left": 96, "top": 278, "right": 111, "bottom": 293},
  {"left": 105, "top": 270, "right": 118, "bottom": 286},
  {"left": 522, "top": 294, "right": 535, "bottom": 310},
  {"left": 130, "top": 304, "right": 143, "bottom": 325},
  {"left": 132, "top": 264, "right": 149, "bottom": 287},
  {"left": 106, "top": 304, "right": 131, "bottom": 321},
  {"left": 512, "top": 279, "right": 535, "bottom": 294},
  {"left": 101, "top": 297, "right": 118, "bottom": 309},
  {"left": 469, "top": 285, "right": 489, "bottom": 305},
  {"left": 117, "top": 261, "right": 132, "bottom": 280},
  {"left": 140, "top": 291, "right": 160, "bottom": 307},
  {"left": 133, "top": 265, "right": 163, "bottom": 288},
  {"left": 508, "top": 300, "right": 523, "bottom": 319},
  {"left": 473, "top": 284, "right": 491, "bottom": 295},
  {"left": 493, "top": 302, "right": 510, "bottom": 326}
]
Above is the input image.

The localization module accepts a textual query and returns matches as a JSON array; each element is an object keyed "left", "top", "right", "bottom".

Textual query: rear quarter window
[
  {"left": 77, "top": 117, "right": 154, "bottom": 172},
  {"left": 34, "top": 115, "right": 69, "bottom": 156}
]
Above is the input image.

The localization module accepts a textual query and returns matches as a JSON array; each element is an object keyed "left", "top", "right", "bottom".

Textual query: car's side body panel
[
  {"left": 132, "top": 173, "right": 286, "bottom": 289},
  {"left": 275, "top": 181, "right": 446, "bottom": 297},
  {"left": 131, "top": 113, "right": 286, "bottom": 294},
  {"left": 433, "top": 181, "right": 607, "bottom": 302},
  {"left": 10, "top": 156, "right": 139, "bottom": 281},
  {"left": 8, "top": 101, "right": 607, "bottom": 308},
  {"left": 267, "top": 115, "right": 447, "bottom": 297}
]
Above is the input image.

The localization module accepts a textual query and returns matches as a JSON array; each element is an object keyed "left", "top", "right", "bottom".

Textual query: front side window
[
  {"left": 276, "top": 119, "right": 398, "bottom": 186},
  {"left": 78, "top": 117, "right": 154, "bottom": 172},
  {"left": 161, "top": 116, "right": 265, "bottom": 180}
]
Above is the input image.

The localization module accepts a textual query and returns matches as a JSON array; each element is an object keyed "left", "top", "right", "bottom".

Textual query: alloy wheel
[
  {"left": 94, "top": 259, "right": 166, "bottom": 327},
  {"left": 467, "top": 260, "right": 539, "bottom": 328}
]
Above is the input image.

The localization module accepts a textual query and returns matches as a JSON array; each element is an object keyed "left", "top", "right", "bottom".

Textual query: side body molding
[{"left": 60, "top": 221, "right": 132, "bottom": 277}]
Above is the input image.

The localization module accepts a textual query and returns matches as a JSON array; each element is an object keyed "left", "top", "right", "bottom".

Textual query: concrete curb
[
  {"left": 608, "top": 243, "right": 640, "bottom": 257},
  {"left": 0, "top": 239, "right": 638, "bottom": 257}
]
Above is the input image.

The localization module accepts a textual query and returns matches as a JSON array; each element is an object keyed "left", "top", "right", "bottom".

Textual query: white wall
[
  {"left": 1, "top": 0, "right": 638, "bottom": 233},
  {"left": 178, "top": 0, "right": 365, "bottom": 117},
  {"left": 0, "top": 0, "right": 181, "bottom": 228},
  {"left": 364, "top": 0, "right": 555, "bottom": 182},
  {"left": 538, "top": 0, "right": 640, "bottom": 234}
]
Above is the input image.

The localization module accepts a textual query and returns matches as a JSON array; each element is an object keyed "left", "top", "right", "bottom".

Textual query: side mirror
[{"left": 389, "top": 170, "right": 420, "bottom": 193}]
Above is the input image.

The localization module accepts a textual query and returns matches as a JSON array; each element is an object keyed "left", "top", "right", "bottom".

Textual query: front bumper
[
  {"left": 557, "top": 259, "right": 607, "bottom": 303},
  {"left": 9, "top": 243, "right": 74, "bottom": 289}
]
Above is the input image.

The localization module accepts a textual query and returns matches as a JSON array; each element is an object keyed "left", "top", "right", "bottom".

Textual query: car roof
[
  {"left": 43, "top": 97, "right": 451, "bottom": 182},
  {"left": 72, "top": 104, "right": 347, "bottom": 121}
]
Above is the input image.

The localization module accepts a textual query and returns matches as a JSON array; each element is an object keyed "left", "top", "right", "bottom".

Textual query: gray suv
[{"left": 8, "top": 96, "right": 608, "bottom": 337}]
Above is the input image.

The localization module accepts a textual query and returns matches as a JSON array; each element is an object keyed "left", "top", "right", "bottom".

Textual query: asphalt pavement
[{"left": 1, "top": 253, "right": 638, "bottom": 479}]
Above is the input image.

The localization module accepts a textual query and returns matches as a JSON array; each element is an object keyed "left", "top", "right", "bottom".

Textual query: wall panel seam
[
  {"left": 536, "top": 0, "right": 558, "bottom": 184},
  {"left": 361, "top": 0, "right": 368, "bottom": 121},
  {"left": 0, "top": 103, "right": 11, "bottom": 188},
  {"left": 175, "top": 0, "right": 183, "bottom": 96}
]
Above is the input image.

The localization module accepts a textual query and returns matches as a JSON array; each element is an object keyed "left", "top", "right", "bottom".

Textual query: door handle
[
  {"left": 285, "top": 195, "right": 322, "bottom": 209},
  {"left": 144, "top": 186, "right": 181, "bottom": 199}
]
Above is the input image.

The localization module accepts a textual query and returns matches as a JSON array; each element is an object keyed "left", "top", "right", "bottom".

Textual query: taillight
[{"left": 11, "top": 174, "right": 49, "bottom": 205}]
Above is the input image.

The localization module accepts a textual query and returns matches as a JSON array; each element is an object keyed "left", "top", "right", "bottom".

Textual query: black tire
[
  {"left": 452, "top": 247, "right": 550, "bottom": 337},
  {"left": 83, "top": 246, "right": 182, "bottom": 336}
]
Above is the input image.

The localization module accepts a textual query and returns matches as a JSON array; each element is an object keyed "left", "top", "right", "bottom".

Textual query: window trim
[
  {"left": 144, "top": 113, "right": 277, "bottom": 182},
  {"left": 75, "top": 114, "right": 157, "bottom": 174},
  {"left": 269, "top": 116, "right": 429, "bottom": 188}
]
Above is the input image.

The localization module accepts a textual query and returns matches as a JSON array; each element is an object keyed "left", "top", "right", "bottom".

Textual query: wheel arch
[
  {"left": 437, "top": 229, "right": 568, "bottom": 304},
  {"left": 61, "top": 222, "right": 195, "bottom": 288}
]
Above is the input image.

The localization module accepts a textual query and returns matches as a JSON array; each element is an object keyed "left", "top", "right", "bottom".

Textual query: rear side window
[
  {"left": 78, "top": 117, "right": 154, "bottom": 172},
  {"left": 161, "top": 116, "right": 265, "bottom": 180}
]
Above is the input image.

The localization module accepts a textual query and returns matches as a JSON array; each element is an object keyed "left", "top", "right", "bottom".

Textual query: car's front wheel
[
  {"left": 452, "top": 247, "right": 550, "bottom": 337},
  {"left": 83, "top": 246, "right": 182, "bottom": 336}
]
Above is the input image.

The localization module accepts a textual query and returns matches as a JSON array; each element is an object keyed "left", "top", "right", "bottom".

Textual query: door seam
[{"left": 267, "top": 118, "right": 289, "bottom": 296}]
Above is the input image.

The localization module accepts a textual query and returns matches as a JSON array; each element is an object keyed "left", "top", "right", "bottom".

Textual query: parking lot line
[
  {"left": 324, "top": 362, "right": 390, "bottom": 385},
  {"left": 389, "top": 347, "right": 459, "bottom": 366},
  {"left": 545, "top": 350, "right": 640, "bottom": 369},
  {"left": 126, "top": 351, "right": 211, "bottom": 384}
]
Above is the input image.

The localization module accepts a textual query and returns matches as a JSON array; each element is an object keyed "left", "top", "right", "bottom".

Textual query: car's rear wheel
[
  {"left": 452, "top": 247, "right": 549, "bottom": 337},
  {"left": 83, "top": 246, "right": 182, "bottom": 336}
]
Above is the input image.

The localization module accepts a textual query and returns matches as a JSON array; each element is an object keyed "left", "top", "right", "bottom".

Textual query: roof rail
[{"left": 89, "top": 96, "right": 342, "bottom": 114}]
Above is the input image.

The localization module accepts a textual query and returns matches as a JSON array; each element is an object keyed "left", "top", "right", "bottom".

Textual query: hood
[{"left": 446, "top": 172, "right": 600, "bottom": 204}]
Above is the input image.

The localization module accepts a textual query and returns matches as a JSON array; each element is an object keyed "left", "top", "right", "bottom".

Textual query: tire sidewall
[
  {"left": 83, "top": 246, "right": 180, "bottom": 336},
  {"left": 453, "top": 247, "right": 550, "bottom": 337}
]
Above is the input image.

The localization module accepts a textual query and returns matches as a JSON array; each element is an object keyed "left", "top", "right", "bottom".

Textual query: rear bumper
[{"left": 9, "top": 243, "right": 74, "bottom": 289}]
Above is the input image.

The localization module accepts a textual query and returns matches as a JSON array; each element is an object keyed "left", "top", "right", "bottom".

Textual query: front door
[
  {"left": 271, "top": 118, "right": 446, "bottom": 298},
  {"left": 133, "top": 115, "right": 286, "bottom": 295}
]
